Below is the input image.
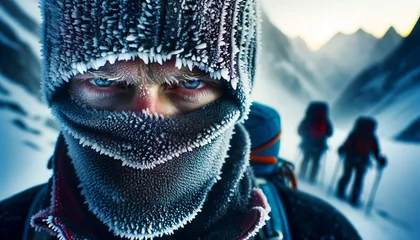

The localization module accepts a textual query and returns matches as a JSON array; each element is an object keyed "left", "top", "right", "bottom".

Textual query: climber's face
[{"left": 69, "top": 58, "right": 224, "bottom": 116}]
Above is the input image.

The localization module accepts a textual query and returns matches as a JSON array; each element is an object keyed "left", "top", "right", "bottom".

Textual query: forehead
[
  {"left": 92, "top": 58, "right": 205, "bottom": 77},
  {"left": 77, "top": 59, "right": 216, "bottom": 84},
  {"left": 72, "top": 58, "right": 214, "bottom": 85}
]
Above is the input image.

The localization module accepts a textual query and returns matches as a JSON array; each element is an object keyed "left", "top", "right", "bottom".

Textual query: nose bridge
[{"left": 133, "top": 85, "right": 159, "bottom": 113}]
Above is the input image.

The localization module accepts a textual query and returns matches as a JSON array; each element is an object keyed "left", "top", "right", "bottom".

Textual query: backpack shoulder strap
[{"left": 256, "top": 178, "right": 291, "bottom": 240}]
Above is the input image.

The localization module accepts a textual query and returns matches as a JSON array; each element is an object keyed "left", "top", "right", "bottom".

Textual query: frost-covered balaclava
[{"left": 39, "top": 0, "right": 261, "bottom": 239}]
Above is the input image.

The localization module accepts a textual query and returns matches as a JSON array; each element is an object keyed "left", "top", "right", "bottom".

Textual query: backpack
[
  {"left": 244, "top": 102, "right": 297, "bottom": 240},
  {"left": 346, "top": 117, "right": 377, "bottom": 158},
  {"left": 353, "top": 137, "right": 374, "bottom": 157},
  {"left": 309, "top": 120, "right": 328, "bottom": 139},
  {"left": 256, "top": 174, "right": 292, "bottom": 240},
  {"left": 303, "top": 102, "right": 330, "bottom": 140}
]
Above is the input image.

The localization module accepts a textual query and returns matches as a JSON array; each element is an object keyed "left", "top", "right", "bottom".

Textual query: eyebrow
[
  {"left": 86, "top": 64, "right": 214, "bottom": 85},
  {"left": 88, "top": 70, "right": 126, "bottom": 81},
  {"left": 177, "top": 68, "right": 211, "bottom": 81}
]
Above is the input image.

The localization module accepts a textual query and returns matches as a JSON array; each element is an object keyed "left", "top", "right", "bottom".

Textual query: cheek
[{"left": 209, "top": 87, "right": 223, "bottom": 102}]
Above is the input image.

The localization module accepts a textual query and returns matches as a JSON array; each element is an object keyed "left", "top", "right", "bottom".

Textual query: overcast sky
[{"left": 262, "top": 0, "right": 420, "bottom": 50}]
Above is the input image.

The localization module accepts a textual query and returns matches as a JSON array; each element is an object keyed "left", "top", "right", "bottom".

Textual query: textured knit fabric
[
  {"left": 0, "top": 168, "right": 362, "bottom": 240},
  {"left": 26, "top": 129, "right": 268, "bottom": 240},
  {"left": 243, "top": 102, "right": 281, "bottom": 157},
  {"left": 40, "top": 0, "right": 259, "bottom": 121}
]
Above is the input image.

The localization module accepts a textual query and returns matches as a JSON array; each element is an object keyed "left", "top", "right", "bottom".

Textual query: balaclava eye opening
[{"left": 39, "top": 0, "right": 261, "bottom": 239}]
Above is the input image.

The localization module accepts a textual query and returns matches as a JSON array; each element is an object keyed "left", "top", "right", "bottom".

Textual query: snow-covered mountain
[
  {"left": 396, "top": 118, "right": 420, "bottom": 143},
  {"left": 0, "top": 0, "right": 58, "bottom": 200},
  {"left": 291, "top": 28, "right": 403, "bottom": 102},
  {"left": 333, "top": 17, "right": 420, "bottom": 141},
  {"left": 317, "top": 29, "right": 378, "bottom": 65},
  {"left": 0, "top": 0, "right": 42, "bottom": 99},
  {"left": 0, "top": 74, "right": 58, "bottom": 200},
  {"left": 256, "top": 12, "right": 324, "bottom": 103},
  {"left": 312, "top": 29, "right": 378, "bottom": 99},
  {"left": 289, "top": 36, "right": 313, "bottom": 61},
  {"left": 369, "top": 27, "right": 403, "bottom": 65}
]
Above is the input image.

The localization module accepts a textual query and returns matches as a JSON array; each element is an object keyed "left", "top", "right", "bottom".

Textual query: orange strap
[
  {"left": 280, "top": 163, "right": 298, "bottom": 189},
  {"left": 251, "top": 131, "right": 282, "bottom": 155},
  {"left": 284, "top": 163, "right": 298, "bottom": 189},
  {"left": 250, "top": 156, "right": 278, "bottom": 164}
]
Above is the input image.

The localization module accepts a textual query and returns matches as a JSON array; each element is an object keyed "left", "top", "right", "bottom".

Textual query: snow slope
[
  {"left": 297, "top": 131, "right": 420, "bottom": 240},
  {"left": 0, "top": 75, "right": 58, "bottom": 200},
  {"left": 396, "top": 118, "right": 420, "bottom": 142},
  {"left": 0, "top": 0, "right": 42, "bottom": 99},
  {"left": 258, "top": 11, "right": 324, "bottom": 103},
  {"left": 0, "top": 0, "right": 57, "bottom": 199},
  {"left": 253, "top": 74, "right": 420, "bottom": 240}
]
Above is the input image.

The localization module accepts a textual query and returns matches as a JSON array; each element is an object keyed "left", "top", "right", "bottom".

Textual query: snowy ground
[
  {"left": 294, "top": 133, "right": 420, "bottom": 240},
  {"left": 253, "top": 76, "right": 420, "bottom": 240}
]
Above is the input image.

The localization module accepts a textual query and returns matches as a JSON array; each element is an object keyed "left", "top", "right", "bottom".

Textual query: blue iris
[
  {"left": 180, "top": 80, "right": 201, "bottom": 89},
  {"left": 93, "top": 79, "right": 114, "bottom": 87}
]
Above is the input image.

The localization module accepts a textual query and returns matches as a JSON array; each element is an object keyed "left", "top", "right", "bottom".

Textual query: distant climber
[
  {"left": 298, "top": 102, "right": 333, "bottom": 183},
  {"left": 336, "top": 117, "right": 387, "bottom": 206}
]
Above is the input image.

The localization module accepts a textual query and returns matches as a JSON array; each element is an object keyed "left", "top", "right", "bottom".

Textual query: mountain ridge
[{"left": 332, "top": 16, "right": 420, "bottom": 141}]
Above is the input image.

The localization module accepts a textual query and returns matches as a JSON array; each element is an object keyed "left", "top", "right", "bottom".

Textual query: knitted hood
[{"left": 40, "top": 0, "right": 260, "bottom": 121}]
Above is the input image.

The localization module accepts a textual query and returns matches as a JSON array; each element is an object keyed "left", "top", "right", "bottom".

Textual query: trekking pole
[
  {"left": 293, "top": 146, "right": 302, "bottom": 164},
  {"left": 327, "top": 156, "right": 342, "bottom": 196},
  {"left": 319, "top": 152, "right": 328, "bottom": 189},
  {"left": 294, "top": 146, "right": 303, "bottom": 176},
  {"left": 365, "top": 168, "right": 384, "bottom": 216}
]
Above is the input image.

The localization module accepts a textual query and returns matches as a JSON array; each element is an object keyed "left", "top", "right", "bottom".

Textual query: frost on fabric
[
  {"left": 26, "top": 124, "right": 261, "bottom": 240},
  {"left": 31, "top": 213, "right": 84, "bottom": 240},
  {"left": 64, "top": 116, "right": 236, "bottom": 239},
  {"left": 53, "top": 97, "right": 240, "bottom": 169},
  {"left": 41, "top": 0, "right": 260, "bottom": 121}
]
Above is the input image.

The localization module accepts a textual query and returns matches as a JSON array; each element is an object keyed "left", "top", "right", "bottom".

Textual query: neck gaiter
[{"left": 51, "top": 92, "right": 241, "bottom": 239}]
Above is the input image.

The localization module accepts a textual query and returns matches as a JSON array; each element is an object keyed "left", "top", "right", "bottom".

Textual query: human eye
[
  {"left": 89, "top": 78, "right": 119, "bottom": 87},
  {"left": 163, "top": 76, "right": 223, "bottom": 106},
  {"left": 178, "top": 80, "right": 206, "bottom": 90},
  {"left": 69, "top": 75, "right": 136, "bottom": 111},
  {"left": 84, "top": 77, "right": 133, "bottom": 90}
]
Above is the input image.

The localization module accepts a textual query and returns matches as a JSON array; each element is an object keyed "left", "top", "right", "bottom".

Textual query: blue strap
[{"left": 257, "top": 179, "right": 291, "bottom": 240}]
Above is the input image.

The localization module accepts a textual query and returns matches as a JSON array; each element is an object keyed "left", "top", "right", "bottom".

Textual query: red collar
[{"left": 31, "top": 136, "right": 101, "bottom": 239}]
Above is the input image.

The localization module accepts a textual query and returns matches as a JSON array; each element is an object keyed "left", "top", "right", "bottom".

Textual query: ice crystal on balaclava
[
  {"left": 41, "top": 0, "right": 259, "bottom": 121},
  {"left": 54, "top": 97, "right": 240, "bottom": 169},
  {"left": 40, "top": 0, "right": 260, "bottom": 239},
  {"left": 61, "top": 104, "right": 238, "bottom": 239}
]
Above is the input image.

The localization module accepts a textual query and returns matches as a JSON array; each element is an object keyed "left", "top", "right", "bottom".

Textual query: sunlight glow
[{"left": 262, "top": 0, "right": 420, "bottom": 50}]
